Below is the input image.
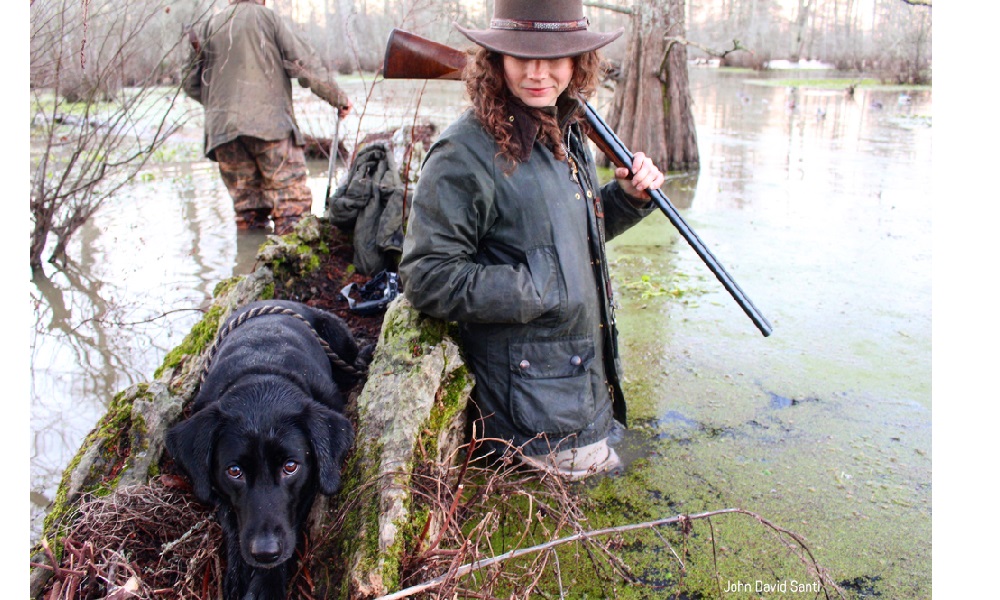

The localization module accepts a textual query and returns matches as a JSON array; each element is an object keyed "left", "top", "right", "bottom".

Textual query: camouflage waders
[{"left": 215, "top": 135, "right": 312, "bottom": 234}]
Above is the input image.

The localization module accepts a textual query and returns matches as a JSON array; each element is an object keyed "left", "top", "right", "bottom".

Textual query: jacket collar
[{"left": 505, "top": 93, "right": 583, "bottom": 162}]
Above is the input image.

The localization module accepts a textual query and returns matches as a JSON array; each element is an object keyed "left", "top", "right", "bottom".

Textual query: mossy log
[
  {"left": 29, "top": 215, "right": 472, "bottom": 599},
  {"left": 336, "top": 296, "right": 472, "bottom": 598}
]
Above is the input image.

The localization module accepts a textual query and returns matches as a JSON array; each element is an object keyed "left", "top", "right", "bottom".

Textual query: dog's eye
[
  {"left": 282, "top": 460, "right": 299, "bottom": 476},
  {"left": 226, "top": 465, "right": 243, "bottom": 480}
]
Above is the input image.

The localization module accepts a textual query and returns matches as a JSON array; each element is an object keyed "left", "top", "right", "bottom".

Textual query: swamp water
[{"left": 29, "top": 69, "right": 931, "bottom": 597}]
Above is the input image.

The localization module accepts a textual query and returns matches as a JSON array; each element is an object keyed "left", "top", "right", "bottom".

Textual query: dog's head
[{"left": 166, "top": 382, "right": 354, "bottom": 568}]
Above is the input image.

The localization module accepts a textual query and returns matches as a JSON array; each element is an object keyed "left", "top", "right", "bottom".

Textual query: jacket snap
[{"left": 519, "top": 359, "right": 531, "bottom": 370}]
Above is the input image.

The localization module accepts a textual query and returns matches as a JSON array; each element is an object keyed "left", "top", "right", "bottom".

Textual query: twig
[
  {"left": 80, "top": 307, "right": 207, "bottom": 329},
  {"left": 665, "top": 36, "right": 747, "bottom": 60},
  {"left": 377, "top": 509, "right": 729, "bottom": 600},
  {"left": 708, "top": 516, "right": 722, "bottom": 598},
  {"left": 378, "top": 507, "right": 844, "bottom": 600},
  {"left": 583, "top": 1, "right": 634, "bottom": 15}
]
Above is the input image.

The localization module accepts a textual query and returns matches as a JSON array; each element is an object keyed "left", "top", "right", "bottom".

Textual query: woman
[{"left": 399, "top": 0, "right": 665, "bottom": 480}]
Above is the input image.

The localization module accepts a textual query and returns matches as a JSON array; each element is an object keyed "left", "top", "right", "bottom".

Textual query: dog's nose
[{"left": 250, "top": 536, "right": 283, "bottom": 564}]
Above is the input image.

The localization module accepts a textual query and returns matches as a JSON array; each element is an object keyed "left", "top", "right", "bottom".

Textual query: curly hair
[{"left": 463, "top": 48, "right": 602, "bottom": 170}]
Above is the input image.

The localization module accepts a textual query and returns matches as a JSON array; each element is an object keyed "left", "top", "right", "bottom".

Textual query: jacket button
[
  {"left": 519, "top": 359, "right": 530, "bottom": 370},
  {"left": 586, "top": 190, "right": 593, "bottom": 198},
  {"left": 575, "top": 193, "right": 581, "bottom": 199},
  {"left": 570, "top": 355, "right": 583, "bottom": 366}
]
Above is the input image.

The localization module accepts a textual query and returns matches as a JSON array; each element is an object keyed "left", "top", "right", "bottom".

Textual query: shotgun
[{"left": 382, "top": 29, "right": 772, "bottom": 337}]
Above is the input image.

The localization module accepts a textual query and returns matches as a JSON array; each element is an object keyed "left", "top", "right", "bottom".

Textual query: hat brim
[{"left": 455, "top": 25, "right": 623, "bottom": 59}]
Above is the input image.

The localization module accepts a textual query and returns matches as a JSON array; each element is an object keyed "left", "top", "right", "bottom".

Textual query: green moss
[
  {"left": 212, "top": 276, "right": 241, "bottom": 299},
  {"left": 260, "top": 282, "right": 275, "bottom": 300},
  {"left": 268, "top": 233, "right": 331, "bottom": 280},
  {"left": 154, "top": 304, "right": 224, "bottom": 380},
  {"left": 418, "top": 366, "right": 469, "bottom": 460},
  {"left": 39, "top": 384, "right": 156, "bottom": 559},
  {"left": 418, "top": 318, "right": 454, "bottom": 353},
  {"left": 317, "top": 438, "right": 391, "bottom": 600}
]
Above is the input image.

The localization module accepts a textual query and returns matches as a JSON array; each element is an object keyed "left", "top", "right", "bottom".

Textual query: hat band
[{"left": 490, "top": 17, "right": 589, "bottom": 32}]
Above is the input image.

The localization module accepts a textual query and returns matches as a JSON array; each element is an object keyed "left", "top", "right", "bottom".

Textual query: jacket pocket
[
  {"left": 525, "top": 245, "right": 564, "bottom": 325},
  {"left": 508, "top": 336, "right": 596, "bottom": 436}
]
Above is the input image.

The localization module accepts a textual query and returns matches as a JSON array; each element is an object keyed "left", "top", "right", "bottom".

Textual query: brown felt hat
[{"left": 455, "top": 0, "right": 623, "bottom": 60}]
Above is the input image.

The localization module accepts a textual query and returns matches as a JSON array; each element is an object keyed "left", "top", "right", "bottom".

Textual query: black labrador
[{"left": 167, "top": 300, "right": 366, "bottom": 599}]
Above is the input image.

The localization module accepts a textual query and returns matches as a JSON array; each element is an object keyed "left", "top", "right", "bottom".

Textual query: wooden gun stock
[
  {"left": 382, "top": 29, "right": 772, "bottom": 337},
  {"left": 383, "top": 29, "right": 466, "bottom": 81}
]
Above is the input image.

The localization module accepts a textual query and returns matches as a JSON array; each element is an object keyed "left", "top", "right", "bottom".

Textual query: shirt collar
[{"left": 505, "top": 93, "right": 583, "bottom": 162}]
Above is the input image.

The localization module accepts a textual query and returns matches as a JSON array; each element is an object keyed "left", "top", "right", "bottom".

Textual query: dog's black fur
[{"left": 166, "top": 300, "right": 364, "bottom": 600}]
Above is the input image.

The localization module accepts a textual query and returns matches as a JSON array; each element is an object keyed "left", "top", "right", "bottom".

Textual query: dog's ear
[
  {"left": 305, "top": 405, "right": 355, "bottom": 495},
  {"left": 165, "top": 407, "right": 221, "bottom": 504}
]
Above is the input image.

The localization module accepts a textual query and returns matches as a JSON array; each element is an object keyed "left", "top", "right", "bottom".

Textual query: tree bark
[
  {"left": 791, "top": 0, "right": 811, "bottom": 61},
  {"left": 605, "top": 0, "right": 698, "bottom": 172}
]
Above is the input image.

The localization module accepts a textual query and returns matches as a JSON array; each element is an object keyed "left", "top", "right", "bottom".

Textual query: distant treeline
[{"left": 29, "top": 0, "right": 931, "bottom": 102}]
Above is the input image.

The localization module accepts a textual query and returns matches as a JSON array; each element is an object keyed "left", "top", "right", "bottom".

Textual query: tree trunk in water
[
  {"left": 791, "top": 0, "right": 812, "bottom": 61},
  {"left": 606, "top": 0, "right": 698, "bottom": 172}
]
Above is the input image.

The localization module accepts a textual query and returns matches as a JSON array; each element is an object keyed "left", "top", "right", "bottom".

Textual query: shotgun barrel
[
  {"left": 382, "top": 29, "right": 772, "bottom": 337},
  {"left": 581, "top": 103, "right": 772, "bottom": 337}
]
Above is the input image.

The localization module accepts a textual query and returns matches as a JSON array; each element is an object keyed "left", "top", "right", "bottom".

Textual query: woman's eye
[
  {"left": 226, "top": 465, "right": 243, "bottom": 480},
  {"left": 282, "top": 460, "right": 299, "bottom": 476}
]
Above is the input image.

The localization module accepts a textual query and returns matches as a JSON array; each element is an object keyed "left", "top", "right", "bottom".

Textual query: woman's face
[{"left": 502, "top": 55, "right": 574, "bottom": 108}]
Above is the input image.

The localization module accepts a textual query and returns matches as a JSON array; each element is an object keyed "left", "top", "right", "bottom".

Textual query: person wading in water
[{"left": 399, "top": 0, "right": 665, "bottom": 480}]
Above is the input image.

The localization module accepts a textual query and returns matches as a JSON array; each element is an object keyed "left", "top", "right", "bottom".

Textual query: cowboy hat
[{"left": 455, "top": 0, "right": 623, "bottom": 60}]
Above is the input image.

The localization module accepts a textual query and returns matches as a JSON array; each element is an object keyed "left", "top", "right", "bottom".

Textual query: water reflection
[
  {"left": 29, "top": 164, "right": 235, "bottom": 541},
  {"left": 607, "top": 68, "right": 931, "bottom": 596}
]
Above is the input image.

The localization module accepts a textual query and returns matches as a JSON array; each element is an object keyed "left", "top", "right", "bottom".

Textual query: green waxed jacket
[
  {"left": 399, "top": 96, "right": 654, "bottom": 456},
  {"left": 183, "top": 2, "right": 348, "bottom": 160}
]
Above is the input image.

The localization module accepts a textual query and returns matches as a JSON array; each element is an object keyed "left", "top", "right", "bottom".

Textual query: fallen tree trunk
[
  {"left": 29, "top": 215, "right": 472, "bottom": 599},
  {"left": 315, "top": 297, "right": 473, "bottom": 599}
]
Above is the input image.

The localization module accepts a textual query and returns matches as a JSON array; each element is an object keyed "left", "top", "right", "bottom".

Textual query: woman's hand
[
  {"left": 338, "top": 97, "right": 353, "bottom": 119},
  {"left": 614, "top": 152, "right": 665, "bottom": 201}
]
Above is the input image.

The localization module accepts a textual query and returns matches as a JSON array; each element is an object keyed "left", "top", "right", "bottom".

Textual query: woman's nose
[{"left": 526, "top": 60, "right": 546, "bottom": 78}]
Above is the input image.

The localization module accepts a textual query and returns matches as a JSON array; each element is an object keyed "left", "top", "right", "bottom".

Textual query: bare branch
[
  {"left": 374, "top": 508, "right": 845, "bottom": 600},
  {"left": 900, "top": 0, "right": 931, "bottom": 6},
  {"left": 30, "top": 0, "right": 210, "bottom": 270},
  {"left": 658, "top": 37, "right": 747, "bottom": 83},
  {"left": 583, "top": 1, "right": 634, "bottom": 15},
  {"left": 664, "top": 36, "right": 747, "bottom": 60}
]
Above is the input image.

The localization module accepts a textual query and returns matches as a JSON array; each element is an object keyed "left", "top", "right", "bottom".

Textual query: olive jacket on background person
[
  {"left": 399, "top": 94, "right": 654, "bottom": 457},
  {"left": 183, "top": 2, "right": 348, "bottom": 160}
]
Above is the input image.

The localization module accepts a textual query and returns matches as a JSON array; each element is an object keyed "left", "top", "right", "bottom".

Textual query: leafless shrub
[{"left": 28, "top": 0, "right": 214, "bottom": 272}]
